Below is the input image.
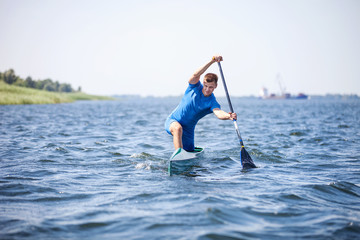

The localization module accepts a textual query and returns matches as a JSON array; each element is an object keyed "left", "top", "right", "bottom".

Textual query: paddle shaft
[{"left": 217, "top": 62, "right": 244, "bottom": 146}]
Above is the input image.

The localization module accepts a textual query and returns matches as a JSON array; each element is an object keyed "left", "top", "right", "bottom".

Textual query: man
[{"left": 165, "top": 55, "right": 237, "bottom": 152}]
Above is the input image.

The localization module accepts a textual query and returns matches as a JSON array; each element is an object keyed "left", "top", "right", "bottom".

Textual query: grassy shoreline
[{"left": 0, "top": 81, "right": 114, "bottom": 105}]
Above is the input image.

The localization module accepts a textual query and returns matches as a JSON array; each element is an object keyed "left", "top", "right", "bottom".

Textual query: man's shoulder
[
  {"left": 185, "top": 81, "right": 201, "bottom": 94},
  {"left": 189, "top": 81, "right": 201, "bottom": 88}
]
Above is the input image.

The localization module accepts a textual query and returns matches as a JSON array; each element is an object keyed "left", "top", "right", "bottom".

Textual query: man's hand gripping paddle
[{"left": 217, "top": 61, "right": 256, "bottom": 169}]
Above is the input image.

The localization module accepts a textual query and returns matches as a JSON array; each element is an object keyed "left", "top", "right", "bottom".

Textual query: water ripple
[{"left": 0, "top": 99, "right": 359, "bottom": 239}]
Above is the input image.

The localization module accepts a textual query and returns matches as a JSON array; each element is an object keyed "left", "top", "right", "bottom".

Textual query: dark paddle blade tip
[{"left": 240, "top": 147, "right": 257, "bottom": 169}]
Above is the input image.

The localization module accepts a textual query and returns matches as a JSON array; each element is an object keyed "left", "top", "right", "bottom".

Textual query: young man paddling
[{"left": 165, "top": 56, "right": 237, "bottom": 152}]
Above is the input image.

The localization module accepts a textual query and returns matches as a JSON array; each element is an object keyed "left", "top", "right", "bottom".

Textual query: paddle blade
[{"left": 240, "top": 146, "right": 256, "bottom": 169}]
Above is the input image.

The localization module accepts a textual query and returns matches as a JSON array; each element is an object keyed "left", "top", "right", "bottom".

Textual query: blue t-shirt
[{"left": 169, "top": 82, "right": 221, "bottom": 131}]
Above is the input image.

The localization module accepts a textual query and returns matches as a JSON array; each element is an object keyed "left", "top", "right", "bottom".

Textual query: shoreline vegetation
[
  {"left": 0, "top": 81, "right": 113, "bottom": 105},
  {"left": 0, "top": 69, "right": 113, "bottom": 105}
]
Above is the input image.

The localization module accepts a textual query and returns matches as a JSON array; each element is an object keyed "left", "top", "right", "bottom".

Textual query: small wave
[
  {"left": 137, "top": 143, "right": 165, "bottom": 150},
  {"left": 332, "top": 221, "right": 360, "bottom": 239},
  {"left": 55, "top": 147, "right": 69, "bottom": 153},
  {"left": 206, "top": 206, "right": 258, "bottom": 227},
  {"left": 328, "top": 181, "right": 360, "bottom": 197},
  {"left": 290, "top": 131, "right": 306, "bottom": 136},
  {"left": 38, "top": 159, "right": 56, "bottom": 163},
  {"left": 43, "top": 143, "right": 57, "bottom": 148},
  {"left": 33, "top": 193, "right": 91, "bottom": 202},
  {"left": 306, "top": 181, "right": 360, "bottom": 206},
  {"left": 130, "top": 152, "right": 152, "bottom": 159},
  {"left": 0, "top": 183, "right": 56, "bottom": 197},
  {"left": 3, "top": 176, "right": 40, "bottom": 181},
  {"left": 135, "top": 120, "right": 148, "bottom": 126},
  {"left": 121, "top": 192, "right": 158, "bottom": 203},
  {"left": 58, "top": 132, "right": 71, "bottom": 137},
  {"left": 135, "top": 162, "right": 152, "bottom": 170},
  {"left": 280, "top": 193, "right": 303, "bottom": 200},
  {"left": 78, "top": 221, "right": 112, "bottom": 230},
  {"left": 257, "top": 152, "right": 288, "bottom": 164},
  {"left": 130, "top": 152, "right": 167, "bottom": 172},
  {"left": 130, "top": 152, "right": 164, "bottom": 162},
  {"left": 112, "top": 158, "right": 129, "bottom": 164},
  {"left": 197, "top": 232, "right": 247, "bottom": 240},
  {"left": 110, "top": 152, "right": 125, "bottom": 156}
]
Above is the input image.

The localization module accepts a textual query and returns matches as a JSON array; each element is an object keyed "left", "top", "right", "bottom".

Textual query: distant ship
[
  {"left": 259, "top": 74, "right": 309, "bottom": 100},
  {"left": 259, "top": 87, "right": 309, "bottom": 100}
]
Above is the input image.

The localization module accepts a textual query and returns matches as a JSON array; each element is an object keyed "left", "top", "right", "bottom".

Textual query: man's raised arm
[{"left": 188, "top": 56, "right": 223, "bottom": 84}]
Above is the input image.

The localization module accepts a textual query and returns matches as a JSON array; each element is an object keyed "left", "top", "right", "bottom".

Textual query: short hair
[{"left": 204, "top": 73, "right": 218, "bottom": 84}]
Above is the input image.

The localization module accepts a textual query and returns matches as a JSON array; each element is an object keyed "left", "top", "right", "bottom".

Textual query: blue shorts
[{"left": 164, "top": 117, "right": 195, "bottom": 152}]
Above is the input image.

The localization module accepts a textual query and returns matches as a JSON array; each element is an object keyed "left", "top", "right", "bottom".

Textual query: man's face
[{"left": 202, "top": 81, "right": 217, "bottom": 97}]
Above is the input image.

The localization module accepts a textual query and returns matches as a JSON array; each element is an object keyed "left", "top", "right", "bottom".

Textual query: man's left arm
[{"left": 213, "top": 108, "right": 237, "bottom": 120}]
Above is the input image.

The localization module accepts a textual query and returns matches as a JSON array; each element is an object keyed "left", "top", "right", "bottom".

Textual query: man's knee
[{"left": 170, "top": 122, "right": 182, "bottom": 135}]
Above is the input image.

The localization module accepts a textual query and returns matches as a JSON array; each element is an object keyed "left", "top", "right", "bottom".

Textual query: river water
[{"left": 1, "top": 97, "right": 360, "bottom": 239}]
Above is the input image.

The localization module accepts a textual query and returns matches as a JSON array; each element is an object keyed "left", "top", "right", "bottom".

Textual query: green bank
[{"left": 0, "top": 81, "right": 114, "bottom": 105}]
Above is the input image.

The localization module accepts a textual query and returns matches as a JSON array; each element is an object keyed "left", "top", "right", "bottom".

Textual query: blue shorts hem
[
  {"left": 164, "top": 117, "right": 195, "bottom": 152},
  {"left": 165, "top": 117, "right": 177, "bottom": 135}
]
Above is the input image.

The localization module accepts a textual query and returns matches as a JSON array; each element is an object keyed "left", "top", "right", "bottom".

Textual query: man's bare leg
[{"left": 169, "top": 121, "right": 183, "bottom": 150}]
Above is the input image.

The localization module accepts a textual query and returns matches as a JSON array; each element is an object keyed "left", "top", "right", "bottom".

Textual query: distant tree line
[{"left": 0, "top": 69, "right": 80, "bottom": 93}]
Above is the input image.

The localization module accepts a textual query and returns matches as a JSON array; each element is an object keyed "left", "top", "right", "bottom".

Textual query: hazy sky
[{"left": 1, "top": 0, "right": 359, "bottom": 97}]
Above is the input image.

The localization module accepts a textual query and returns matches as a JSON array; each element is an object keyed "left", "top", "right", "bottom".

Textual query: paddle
[{"left": 217, "top": 62, "right": 256, "bottom": 169}]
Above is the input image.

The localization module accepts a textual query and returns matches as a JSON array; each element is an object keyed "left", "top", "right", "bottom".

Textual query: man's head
[
  {"left": 204, "top": 73, "right": 218, "bottom": 85},
  {"left": 202, "top": 73, "right": 218, "bottom": 97}
]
